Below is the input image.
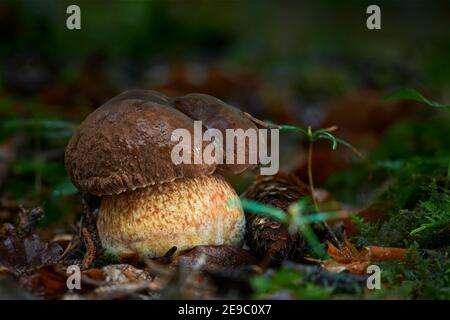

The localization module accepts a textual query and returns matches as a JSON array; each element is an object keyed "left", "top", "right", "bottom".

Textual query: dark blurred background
[{"left": 1, "top": 0, "right": 449, "bottom": 229}]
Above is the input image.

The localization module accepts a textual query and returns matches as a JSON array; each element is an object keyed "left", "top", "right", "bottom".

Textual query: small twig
[
  {"left": 81, "top": 227, "right": 96, "bottom": 270},
  {"left": 61, "top": 242, "right": 74, "bottom": 259}
]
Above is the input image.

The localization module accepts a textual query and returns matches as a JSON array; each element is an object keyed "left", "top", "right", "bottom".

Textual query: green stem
[
  {"left": 308, "top": 139, "right": 342, "bottom": 249},
  {"left": 308, "top": 140, "right": 319, "bottom": 212}
]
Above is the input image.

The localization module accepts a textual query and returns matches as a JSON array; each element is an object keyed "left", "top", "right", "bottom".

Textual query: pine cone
[{"left": 242, "top": 173, "right": 311, "bottom": 265}]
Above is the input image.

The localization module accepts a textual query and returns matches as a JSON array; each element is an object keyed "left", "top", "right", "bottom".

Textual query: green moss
[
  {"left": 355, "top": 179, "right": 449, "bottom": 249},
  {"left": 93, "top": 253, "right": 120, "bottom": 268},
  {"left": 251, "top": 268, "right": 333, "bottom": 300},
  {"left": 410, "top": 182, "right": 450, "bottom": 237},
  {"left": 350, "top": 215, "right": 378, "bottom": 247},
  {"left": 325, "top": 113, "right": 450, "bottom": 206},
  {"left": 371, "top": 249, "right": 450, "bottom": 299},
  {"left": 379, "top": 158, "right": 448, "bottom": 209}
]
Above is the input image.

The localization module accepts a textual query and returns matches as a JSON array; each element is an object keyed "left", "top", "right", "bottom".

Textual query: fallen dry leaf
[
  {"left": 101, "top": 264, "right": 150, "bottom": 284},
  {"left": 0, "top": 233, "right": 63, "bottom": 270},
  {"left": 320, "top": 239, "right": 409, "bottom": 275},
  {"left": 27, "top": 263, "right": 153, "bottom": 299},
  {"left": 0, "top": 207, "right": 63, "bottom": 270}
]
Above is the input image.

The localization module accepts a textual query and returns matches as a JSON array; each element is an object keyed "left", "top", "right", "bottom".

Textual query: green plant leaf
[
  {"left": 236, "top": 197, "right": 339, "bottom": 259},
  {"left": 335, "top": 137, "right": 365, "bottom": 159},
  {"left": 271, "top": 121, "right": 364, "bottom": 158},
  {"left": 384, "top": 88, "right": 450, "bottom": 111},
  {"left": 233, "top": 199, "right": 288, "bottom": 223},
  {"left": 301, "top": 211, "right": 342, "bottom": 224},
  {"left": 277, "top": 124, "right": 308, "bottom": 135},
  {"left": 288, "top": 199, "right": 327, "bottom": 258},
  {"left": 317, "top": 132, "right": 338, "bottom": 150}
]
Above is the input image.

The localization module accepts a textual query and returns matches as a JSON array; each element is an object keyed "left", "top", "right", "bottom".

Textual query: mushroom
[{"left": 65, "top": 90, "right": 261, "bottom": 257}]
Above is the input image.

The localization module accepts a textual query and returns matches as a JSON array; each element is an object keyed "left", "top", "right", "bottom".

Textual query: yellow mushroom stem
[{"left": 97, "top": 174, "right": 245, "bottom": 257}]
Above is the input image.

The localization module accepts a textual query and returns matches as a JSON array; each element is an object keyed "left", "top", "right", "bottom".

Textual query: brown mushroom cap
[
  {"left": 172, "top": 93, "right": 263, "bottom": 174},
  {"left": 65, "top": 90, "right": 265, "bottom": 196},
  {"left": 65, "top": 91, "right": 215, "bottom": 196}
]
